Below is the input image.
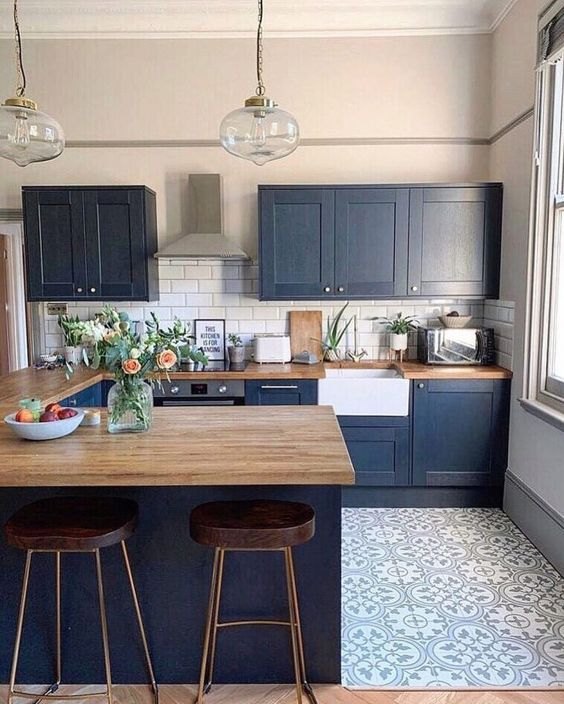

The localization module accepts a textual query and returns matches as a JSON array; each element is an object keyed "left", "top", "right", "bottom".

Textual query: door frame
[{"left": 0, "top": 220, "right": 29, "bottom": 371}]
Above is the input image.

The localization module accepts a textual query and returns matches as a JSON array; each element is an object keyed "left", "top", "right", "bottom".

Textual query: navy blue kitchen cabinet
[
  {"left": 334, "top": 189, "right": 409, "bottom": 298},
  {"left": 259, "top": 188, "right": 335, "bottom": 299},
  {"left": 245, "top": 380, "right": 318, "bottom": 405},
  {"left": 259, "top": 183, "right": 502, "bottom": 300},
  {"left": 412, "top": 379, "right": 510, "bottom": 488},
  {"left": 338, "top": 416, "right": 410, "bottom": 486},
  {"left": 59, "top": 382, "right": 102, "bottom": 409},
  {"left": 23, "top": 186, "right": 159, "bottom": 302},
  {"left": 408, "top": 186, "right": 502, "bottom": 298}
]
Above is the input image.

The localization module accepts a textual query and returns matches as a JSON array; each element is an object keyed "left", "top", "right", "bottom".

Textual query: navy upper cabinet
[
  {"left": 22, "top": 189, "right": 87, "bottom": 300},
  {"left": 23, "top": 186, "right": 159, "bottom": 302},
  {"left": 259, "top": 184, "right": 502, "bottom": 300},
  {"left": 259, "top": 188, "right": 335, "bottom": 299},
  {"left": 334, "top": 189, "right": 409, "bottom": 298},
  {"left": 412, "top": 379, "right": 510, "bottom": 488},
  {"left": 408, "top": 186, "right": 502, "bottom": 298}
]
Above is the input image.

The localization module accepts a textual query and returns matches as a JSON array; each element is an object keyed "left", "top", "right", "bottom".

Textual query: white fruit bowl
[{"left": 4, "top": 410, "right": 85, "bottom": 441}]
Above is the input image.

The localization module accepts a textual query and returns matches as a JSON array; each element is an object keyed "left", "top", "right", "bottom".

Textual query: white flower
[{"left": 130, "top": 347, "right": 141, "bottom": 359}]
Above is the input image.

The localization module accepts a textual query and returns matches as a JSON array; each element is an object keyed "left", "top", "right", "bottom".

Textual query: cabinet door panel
[
  {"left": 340, "top": 422, "right": 410, "bottom": 486},
  {"left": 245, "top": 380, "right": 318, "bottom": 405},
  {"left": 412, "top": 379, "right": 509, "bottom": 487},
  {"left": 408, "top": 187, "right": 502, "bottom": 297},
  {"left": 84, "top": 189, "right": 147, "bottom": 299},
  {"left": 23, "top": 189, "right": 87, "bottom": 300},
  {"left": 335, "top": 189, "right": 408, "bottom": 297},
  {"left": 260, "top": 189, "right": 335, "bottom": 299}
]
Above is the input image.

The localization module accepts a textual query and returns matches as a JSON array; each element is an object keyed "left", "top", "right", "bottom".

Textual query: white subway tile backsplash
[{"left": 38, "top": 265, "right": 515, "bottom": 368}]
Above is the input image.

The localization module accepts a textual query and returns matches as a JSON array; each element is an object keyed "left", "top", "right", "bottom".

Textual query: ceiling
[{"left": 0, "top": 0, "right": 518, "bottom": 39}]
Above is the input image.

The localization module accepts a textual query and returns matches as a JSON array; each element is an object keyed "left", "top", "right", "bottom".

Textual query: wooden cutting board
[{"left": 289, "top": 311, "right": 323, "bottom": 360}]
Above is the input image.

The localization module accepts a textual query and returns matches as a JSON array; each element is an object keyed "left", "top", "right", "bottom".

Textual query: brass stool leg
[
  {"left": 287, "top": 549, "right": 318, "bottom": 704},
  {"left": 196, "top": 548, "right": 224, "bottom": 704},
  {"left": 94, "top": 550, "right": 113, "bottom": 704},
  {"left": 8, "top": 550, "right": 33, "bottom": 704},
  {"left": 284, "top": 548, "right": 303, "bottom": 704},
  {"left": 55, "top": 552, "right": 62, "bottom": 687},
  {"left": 120, "top": 542, "right": 159, "bottom": 704},
  {"left": 205, "top": 548, "right": 225, "bottom": 693}
]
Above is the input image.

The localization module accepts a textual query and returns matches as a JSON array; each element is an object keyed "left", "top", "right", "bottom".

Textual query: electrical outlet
[{"left": 47, "top": 303, "right": 68, "bottom": 316}]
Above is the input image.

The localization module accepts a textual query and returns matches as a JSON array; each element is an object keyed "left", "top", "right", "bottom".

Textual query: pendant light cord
[
  {"left": 255, "top": 0, "right": 265, "bottom": 96},
  {"left": 13, "top": 0, "right": 27, "bottom": 97}
]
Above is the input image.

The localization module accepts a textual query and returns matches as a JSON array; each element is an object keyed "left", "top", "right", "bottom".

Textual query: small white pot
[
  {"left": 390, "top": 333, "right": 408, "bottom": 351},
  {"left": 64, "top": 345, "right": 83, "bottom": 365}
]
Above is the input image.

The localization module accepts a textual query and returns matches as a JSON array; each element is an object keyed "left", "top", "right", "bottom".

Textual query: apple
[
  {"left": 15, "top": 409, "right": 34, "bottom": 423},
  {"left": 45, "top": 402, "right": 62, "bottom": 414},
  {"left": 57, "top": 408, "right": 77, "bottom": 420},
  {"left": 39, "top": 411, "right": 59, "bottom": 423}
]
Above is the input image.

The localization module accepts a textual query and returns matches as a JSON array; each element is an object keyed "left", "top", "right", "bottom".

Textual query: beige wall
[
  {"left": 0, "top": 35, "right": 492, "bottom": 259},
  {"left": 490, "top": 0, "right": 564, "bottom": 518}
]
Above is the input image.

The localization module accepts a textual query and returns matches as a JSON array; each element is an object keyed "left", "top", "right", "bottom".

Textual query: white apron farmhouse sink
[{"left": 318, "top": 368, "right": 410, "bottom": 416}]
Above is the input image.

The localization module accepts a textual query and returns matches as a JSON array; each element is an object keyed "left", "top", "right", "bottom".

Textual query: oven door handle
[
  {"left": 159, "top": 399, "right": 238, "bottom": 406},
  {"left": 260, "top": 385, "right": 299, "bottom": 390}
]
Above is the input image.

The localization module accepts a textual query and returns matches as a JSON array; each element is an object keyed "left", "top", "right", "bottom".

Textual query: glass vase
[{"left": 107, "top": 379, "right": 153, "bottom": 434}]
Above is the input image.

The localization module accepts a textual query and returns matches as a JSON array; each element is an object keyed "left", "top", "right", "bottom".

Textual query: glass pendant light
[
  {"left": 0, "top": 0, "right": 64, "bottom": 167},
  {"left": 220, "top": 0, "right": 299, "bottom": 166}
]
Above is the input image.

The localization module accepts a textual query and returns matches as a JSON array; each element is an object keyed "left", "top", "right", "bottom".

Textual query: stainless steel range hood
[{"left": 155, "top": 174, "right": 250, "bottom": 261}]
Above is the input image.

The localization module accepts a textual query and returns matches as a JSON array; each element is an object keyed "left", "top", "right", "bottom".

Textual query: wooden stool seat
[
  {"left": 190, "top": 500, "right": 315, "bottom": 549},
  {"left": 4, "top": 496, "right": 138, "bottom": 551}
]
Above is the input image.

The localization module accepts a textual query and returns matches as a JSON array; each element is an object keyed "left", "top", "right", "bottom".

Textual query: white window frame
[{"left": 523, "top": 51, "right": 564, "bottom": 425}]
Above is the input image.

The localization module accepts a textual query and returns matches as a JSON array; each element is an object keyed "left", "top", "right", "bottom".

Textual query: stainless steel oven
[{"left": 153, "top": 379, "right": 245, "bottom": 407}]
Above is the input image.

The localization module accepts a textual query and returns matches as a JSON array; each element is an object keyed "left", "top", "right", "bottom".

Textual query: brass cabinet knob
[
  {"left": 90, "top": 287, "right": 96, "bottom": 293},
  {"left": 323, "top": 286, "right": 331, "bottom": 293},
  {"left": 418, "top": 383, "right": 425, "bottom": 389},
  {"left": 337, "top": 286, "right": 344, "bottom": 293},
  {"left": 76, "top": 287, "right": 83, "bottom": 293},
  {"left": 411, "top": 285, "right": 418, "bottom": 292}
]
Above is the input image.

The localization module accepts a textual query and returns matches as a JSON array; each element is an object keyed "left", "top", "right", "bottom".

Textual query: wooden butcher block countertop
[{"left": 0, "top": 406, "right": 354, "bottom": 487}]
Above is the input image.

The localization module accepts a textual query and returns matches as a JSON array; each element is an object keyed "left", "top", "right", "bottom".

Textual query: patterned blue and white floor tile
[{"left": 342, "top": 508, "right": 564, "bottom": 688}]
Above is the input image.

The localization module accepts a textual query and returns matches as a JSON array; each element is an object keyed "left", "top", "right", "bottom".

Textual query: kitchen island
[{"left": 0, "top": 383, "right": 354, "bottom": 686}]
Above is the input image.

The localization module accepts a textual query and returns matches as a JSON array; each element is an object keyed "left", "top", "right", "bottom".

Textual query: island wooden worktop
[{"left": 0, "top": 406, "right": 354, "bottom": 487}]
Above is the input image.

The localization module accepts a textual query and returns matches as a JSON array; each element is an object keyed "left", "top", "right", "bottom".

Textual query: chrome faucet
[{"left": 346, "top": 315, "right": 368, "bottom": 363}]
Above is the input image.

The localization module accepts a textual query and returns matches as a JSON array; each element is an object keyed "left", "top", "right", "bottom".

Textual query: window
[{"left": 525, "top": 38, "right": 564, "bottom": 423}]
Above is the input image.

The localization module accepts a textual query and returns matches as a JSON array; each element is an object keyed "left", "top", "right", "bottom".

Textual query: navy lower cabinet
[
  {"left": 59, "top": 382, "right": 102, "bottom": 408},
  {"left": 338, "top": 416, "right": 410, "bottom": 486},
  {"left": 412, "top": 379, "right": 510, "bottom": 488},
  {"left": 245, "top": 380, "right": 318, "bottom": 405}
]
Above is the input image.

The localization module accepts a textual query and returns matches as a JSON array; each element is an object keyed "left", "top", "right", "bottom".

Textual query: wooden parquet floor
[{"left": 1, "top": 684, "right": 562, "bottom": 704}]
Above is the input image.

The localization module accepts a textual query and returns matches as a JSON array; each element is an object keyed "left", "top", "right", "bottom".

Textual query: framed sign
[{"left": 194, "top": 319, "right": 225, "bottom": 361}]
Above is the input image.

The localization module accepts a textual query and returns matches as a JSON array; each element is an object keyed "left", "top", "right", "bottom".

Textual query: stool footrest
[
  {"left": 11, "top": 690, "right": 109, "bottom": 701},
  {"left": 217, "top": 619, "right": 291, "bottom": 628}
]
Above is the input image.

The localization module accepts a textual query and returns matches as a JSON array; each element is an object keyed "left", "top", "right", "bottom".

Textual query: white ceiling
[{"left": 0, "top": 0, "right": 518, "bottom": 39}]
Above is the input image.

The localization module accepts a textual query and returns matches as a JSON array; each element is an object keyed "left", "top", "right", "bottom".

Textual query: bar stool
[
  {"left": 4, "top": 496, "right": 158, "bottom": 704},
  {"left": 190, "top": 499, "right": 317, "bottom": 704}
]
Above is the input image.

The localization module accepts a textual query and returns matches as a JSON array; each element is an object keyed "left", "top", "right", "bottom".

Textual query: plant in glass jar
[{"left": 80, "top": 307, "right": 208, "bottom": 434}]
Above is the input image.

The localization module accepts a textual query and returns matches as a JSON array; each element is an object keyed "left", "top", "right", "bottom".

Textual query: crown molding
[{"left": 0, "top": 1, "right": 517, "bottom": 39}]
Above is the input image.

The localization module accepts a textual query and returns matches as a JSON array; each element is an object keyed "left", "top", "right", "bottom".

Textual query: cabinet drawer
[{"left": 245, "top": 380, "right": 318, "bottom": 405}]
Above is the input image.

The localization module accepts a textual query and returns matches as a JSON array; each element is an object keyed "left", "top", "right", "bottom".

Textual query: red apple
[
  {"left": 57, "top": 408, "right": 77, "bottom": 420},
  {"left": 45, "top": 403, "right": 62, "bottom": 414},
  {"left": 39, "top": 411, "right": 59, "bottom": 423}
]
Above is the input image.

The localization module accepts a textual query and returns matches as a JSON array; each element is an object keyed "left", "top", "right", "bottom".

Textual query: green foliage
[
  {"left": 314, "top": 303, "right": 353, "bottom": 360},
  {"left": 379, "top": 313, "right": 419, "bottom": 334},
  {"left": 57, "top": 314, "right": 85, "bottom": 347},
  {"left": 228, "top": 333, "right": 243, "bottom": 347}
]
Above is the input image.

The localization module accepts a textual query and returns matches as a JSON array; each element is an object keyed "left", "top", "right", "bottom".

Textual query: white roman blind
[{"left": 539, "top": 1, "right": 564, "bottom": 64}]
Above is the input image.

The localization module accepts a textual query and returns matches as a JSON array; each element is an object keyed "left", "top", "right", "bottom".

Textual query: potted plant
[
  {"left": 379, "top": 312, "right": 419, "bottom": 351},
  {"left": 227, "top": 333, "right": 245, "bottom": 365},
  {"left": 57, "top": 314, "right": 85, "bottom": 366},
  {"left": 79, "top": 307, "right": 208, "bottom": 434},
  {"left": 316, "top": 303, "right": 352, "bottom": 361}
]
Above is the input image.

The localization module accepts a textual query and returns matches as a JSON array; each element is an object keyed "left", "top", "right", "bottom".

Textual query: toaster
[{"left": 253, "top": 334, "right": 292, "bottom": 363}]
